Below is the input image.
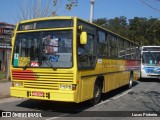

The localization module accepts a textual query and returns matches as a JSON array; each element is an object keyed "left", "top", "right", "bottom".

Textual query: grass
[{"left": 0, "top": 71, "right": 6, "bottom": 80}]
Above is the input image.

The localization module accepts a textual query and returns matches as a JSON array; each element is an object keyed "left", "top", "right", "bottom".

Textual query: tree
[
  {"left": 93, "top": 16, "right": 128, "bottom": 38},
  {"left": 65, "top": 0, "right": 78, "bottom": 10},
  {"left": 93, "top": 16, "right": 160, "bottom": 46},
  {"left": 17, "top": 0, "right": 78, "bottom": 21},
  {"left": 93, "top": 18, "right": 108, "bottom": 27},
  {"left": 128, "top": 17, "right": 160, "bottom": 46},
  {"left": 128, "top": 17, "right": 148, "bottom": 45},
  {"left": 107, "top": 16, "right": 128, "bottom": 37}
]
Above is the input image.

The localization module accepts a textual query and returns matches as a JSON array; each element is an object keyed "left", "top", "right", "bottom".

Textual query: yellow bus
[{"left": 10, "top": 16, "right": 140, "bottom": 105}]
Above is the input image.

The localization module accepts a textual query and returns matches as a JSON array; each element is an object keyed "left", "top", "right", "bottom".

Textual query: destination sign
[
  {"left": 18, "top": 20, "right": 73, "bottom": 30},
  {"left": 143, "top": 47, "right": 160, "bottom": 51}
]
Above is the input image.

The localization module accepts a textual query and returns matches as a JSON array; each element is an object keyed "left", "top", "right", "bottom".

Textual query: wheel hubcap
[{"left": 95, "top": 87, "right": 100, "bottom": 98}]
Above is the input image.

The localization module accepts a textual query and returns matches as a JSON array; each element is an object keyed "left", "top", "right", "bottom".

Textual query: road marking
[
  {"left": 111, "top": 89, "right": 132, "bottom": 100},
  {"left": 95, "top": 89, "right": 132, "bottom": 107},
  {"left": 45, "top": 89, "right": 132, "bottom": 120}
]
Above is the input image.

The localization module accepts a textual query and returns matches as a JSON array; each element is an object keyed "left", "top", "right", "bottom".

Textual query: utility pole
[{"left": 90, "top": 0, "right": 95, "bottom": 23}]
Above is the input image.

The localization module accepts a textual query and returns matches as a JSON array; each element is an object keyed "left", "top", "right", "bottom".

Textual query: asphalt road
[{"left": 0, "top": 79, "right": 160, "bottom": 120}]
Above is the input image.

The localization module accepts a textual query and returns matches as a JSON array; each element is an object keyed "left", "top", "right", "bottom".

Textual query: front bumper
[{"left": 10, "top": 87, "right": 76, "bottom": 102}]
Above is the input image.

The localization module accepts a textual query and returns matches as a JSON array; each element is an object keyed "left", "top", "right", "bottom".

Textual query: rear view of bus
[{"left": 141, "top": 46, "right": 160, "bottom": 79}]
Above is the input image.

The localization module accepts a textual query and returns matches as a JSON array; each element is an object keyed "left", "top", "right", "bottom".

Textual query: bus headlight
[{"left": 14, "top": 82, "right": 23, "bottom": 87}]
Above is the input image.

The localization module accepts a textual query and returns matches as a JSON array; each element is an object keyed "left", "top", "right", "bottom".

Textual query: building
[{"left": 0, "top": 22, "right": 14, "bottom": 73}]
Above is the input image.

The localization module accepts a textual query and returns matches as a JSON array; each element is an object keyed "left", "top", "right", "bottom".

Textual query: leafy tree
[
  {"left": 93, "top": 16, "right": 160, "bottom": 46},
  {"left": 93, "top": 16, "right": 129, "bottom": 38},
  {"left": 128, "top": 17, "right": 148, "bottom": 45},
  {"left": 93, "top": 18, "right": 108, "bottom": 27}
]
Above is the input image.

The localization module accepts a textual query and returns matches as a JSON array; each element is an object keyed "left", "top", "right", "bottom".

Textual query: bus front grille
[{"left": 12, "top": 70, "right": 74, "bottom": 90}]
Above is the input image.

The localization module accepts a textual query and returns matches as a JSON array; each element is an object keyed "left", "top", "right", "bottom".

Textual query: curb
[{"left": 0, "top": 94, "right": 10, "bottom": 99}]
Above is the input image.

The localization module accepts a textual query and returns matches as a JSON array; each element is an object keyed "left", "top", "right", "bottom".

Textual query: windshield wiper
[
  {"left": 23, "top": 61, "right": 30, "bottom": 70},
  {"left": 43, "top": 56, "right": 57, "bottom": 70},
  {"left": 156, "top": 54, "right": 160, "bottom": 59},
  {"left": 47, "top": 60, "right": 57, "bottom": 70}
]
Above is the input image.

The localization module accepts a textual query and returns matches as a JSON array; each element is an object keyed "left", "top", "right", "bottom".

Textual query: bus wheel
[
  {"left": 128, "top": 73, "right": 133, "bottom": 89},
  {"left": 89, "top": 82, "right": 102, "bottom": 106}
]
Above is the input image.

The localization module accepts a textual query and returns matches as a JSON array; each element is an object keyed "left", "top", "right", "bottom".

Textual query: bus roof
[
  {"left": 142, "top": 46, "right": 160, "bottom": 48},
  {"left": 18, "top": 16, "right": 75, "bottom": 24}
]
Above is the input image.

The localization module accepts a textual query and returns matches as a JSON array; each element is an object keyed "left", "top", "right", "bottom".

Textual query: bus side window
[
  {"left": 97, "top": 30, "right": 108, "bottom": 57},
  {"left": 108, "top": 34, "right": 118, "bottom": 58}
]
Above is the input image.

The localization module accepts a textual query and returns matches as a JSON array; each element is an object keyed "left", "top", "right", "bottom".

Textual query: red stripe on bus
[{"left": 12, "top": 70, "right": 36, "bottom": 80}]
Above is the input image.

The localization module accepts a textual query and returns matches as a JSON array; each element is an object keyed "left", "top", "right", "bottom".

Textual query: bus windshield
[
  {"left": 13, "top": 30, "right": 72, "bottom": 68},
  {"left": 142, "top": 52, "right": 160, "bottom": 66}
]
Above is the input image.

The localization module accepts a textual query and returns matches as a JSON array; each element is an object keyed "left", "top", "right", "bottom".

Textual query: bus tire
[
  {"left": 128, "top": 72, "right": 133, "bottom": 89},
  {"left": 89, "top": 81, "right": 102, "bottom": 106}
]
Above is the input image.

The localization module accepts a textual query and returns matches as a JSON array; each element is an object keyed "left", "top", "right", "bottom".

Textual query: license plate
[{"left": 32, "top": 91, "right": 44, "bottom": 97}]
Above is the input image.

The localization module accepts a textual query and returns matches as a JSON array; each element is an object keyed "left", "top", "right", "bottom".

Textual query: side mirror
[{"left": 80, "top": 32, "right": 87, "bottom": 44}]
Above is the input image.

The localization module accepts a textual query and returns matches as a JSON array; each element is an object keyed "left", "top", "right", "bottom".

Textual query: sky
[{"left": 0, "top": 0, "right": 160, "bottom": 25}]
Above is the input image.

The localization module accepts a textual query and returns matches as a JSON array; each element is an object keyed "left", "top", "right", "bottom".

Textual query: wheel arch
[{"left": 95, "top": 75, "right": 104, "bottom": 91}]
